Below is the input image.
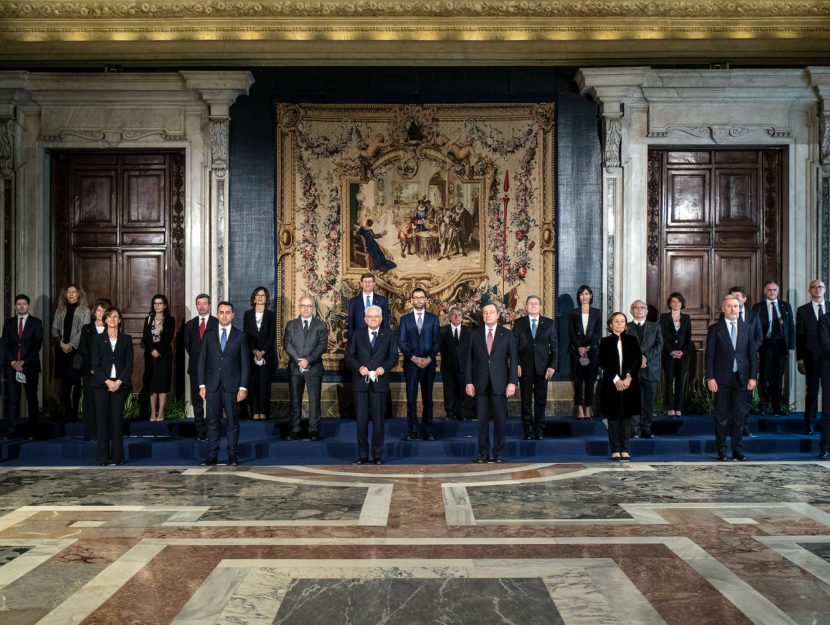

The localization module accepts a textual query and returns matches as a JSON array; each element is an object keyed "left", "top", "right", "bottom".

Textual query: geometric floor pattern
[{"left": 1, "top": 462, "right": 830, "bottom": 624}]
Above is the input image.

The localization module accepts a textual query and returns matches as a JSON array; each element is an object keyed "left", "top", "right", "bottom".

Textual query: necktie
[
  {"left": 17, "top": 317, "right": 23, "bottom": 360},
  {"left": 772, "top": 301, "right": 780, "bottom": 338},
  {"left": 199, "top": 317, "right": 205, "bottom": 339},
  {"left": 730, "top": 321, "right": 738, "bottom": 372},
  {"left": 820, "top": 303, "right": 824, "bottom": 318},
  {"left": 371, "top": 331, "right": 377, "bottom": 348},
  {"left": 740, "top": 310, "right": 744, "bottom": 323},
  {"left": 531, "top": 318, "right": 537, "bottom": 339},
  {"left": 454, "top": 327, "right": 459, "bottom": 342},
  {"left": 220, "top": 327, "right": 227, "bottom": 352},
  {"left": 366, "top": 295, "right": 371, "bottom": 309},
  {"left": 303, "top": 319, "right": 309, "bottom": 332},
  {"left": 487, "top": 328, "right": 494, "bottom": 354},
  {"left": 416, "top": 313, "right": 423, "bottom": 334},
  {"left": 767, "top": 302, "right": 774, "bottom": 337}
]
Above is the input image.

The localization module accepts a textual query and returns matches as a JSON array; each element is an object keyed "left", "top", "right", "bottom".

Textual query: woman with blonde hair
[{"left": 52, "top": 283, "right": 90, "bottom": 421}]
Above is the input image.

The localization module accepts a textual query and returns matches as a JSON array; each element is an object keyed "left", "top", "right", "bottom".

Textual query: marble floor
[{"left": 1, "top": 461, "right": 830, "bottom": 624}]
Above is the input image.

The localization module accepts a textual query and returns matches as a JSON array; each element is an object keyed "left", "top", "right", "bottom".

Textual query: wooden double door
[
  {"left": 51, "top": 151, "right": 186, "bottom": 393},
  {"left": 646, "top": 148, "right": 785, "bottom": 360}
]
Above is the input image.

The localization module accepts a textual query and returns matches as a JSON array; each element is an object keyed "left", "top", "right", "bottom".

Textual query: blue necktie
[
  {"left": 730, "top": 321, "right": 737, "bottom": 372},
  {"left": 820, "top": 303, "right": 824, "bottom": 318},
  {"left": 220, "top": 327, "right": 227, "bottom": 352},
  {"left": 531, "top": 318, "right": 537, "bottom": 339},
  {"left": 371, "top": 331, "right": 377, "bottom": 349},
  {"left": 366, "top": 295, "right": 371, "bottom": 309}
]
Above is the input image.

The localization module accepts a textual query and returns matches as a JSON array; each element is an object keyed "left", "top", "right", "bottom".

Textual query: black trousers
[
  {"left": 188, "top": 373, "right": 207, "bottom": 437},
  {"left": 354, "top": 387, "right": 386, "bottom": 460},
  {"left": 4, "top": 368, "right": 40, "bottom": 433},
  {"left": 404, "top": 364, "right": 435, "bottom": 436},
  {"left": 205, "top": 390, "right": 240, "bottom": 459},
  {"left": 248, "top": 361, "right": 273, "bottom": 415},
  {"left": 714, "top": 373, "right": 747, "bottom": 457},
  {"left": 59, "top": 362, "right": 82, "bottom": 421},
  {"left": 570, "top": 353, "right": 596, "bottom": 407},
  {"left": 93, "top": 384, "right": 126, "bottom": 463},
  {"left": 476, "top": 382, "right": 507, "bottom": 458},
  {"left": 632, "top": 378, "right": 657, "bottom": 435},
  {"left": 803, "top": 357, "right": 821, "bottom": 428},
  {"left": 519, "top": 368, "right": 548, "bottom": 435},
  {"left": 758, "top": 338, "right": 787, "bottom": 412},
  {"left": 81, "top": 375, "right": 96, "bottom": 440},
  {"left": 443, "top": 368, "right": 474, "bottom": 420},
  {"left": 289, "top": 373, "right": 322, "bottom": 434},
  {"left": 662, "top": 354, "right": 688, "bottom": 412},
  {"left": 607, "top": 418, "right": 631, "bottom": 454}
]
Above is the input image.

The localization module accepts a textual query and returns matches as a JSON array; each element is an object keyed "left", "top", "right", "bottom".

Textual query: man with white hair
[{"left": 625, "top": 300, "right": 663, "bottom": 439}]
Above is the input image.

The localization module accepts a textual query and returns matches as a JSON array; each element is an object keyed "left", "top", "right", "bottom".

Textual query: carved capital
[
  {"left": 603, "top": 115, "right": 622, "bottom": 171},
  {"left": 209, "top": 118, "right": 229, "bottom": 174},
  {"left": 0, "top": 118, "right": 13, "bottom": 178}
]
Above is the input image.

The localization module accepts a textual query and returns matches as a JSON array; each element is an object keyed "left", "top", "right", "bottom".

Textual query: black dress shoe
[
  {"left": 475, "top": 456, "right": 488, "bottom": 464},
  {"left": 404, "top": 433, "right": 418, "bottom": 441},
  {"left": 535, "top": 433, "right": 544, "bottom": 440},
  {"left": 641, "top": 432, "right": 653, "bottom": 439},
  {"left": 523, "top": 433, "right": 533, "bottom": 440},
  {"left": 310, "top": 433, "right": 320, "bottom": 441},
  {"left": 373, "top": 458, "right": 382, "bottom": 465},
  {"left": 201, "top": 457, "right": 217, "bottom": 466},
  {"left": 733, "top": 454, "right": 747, "bottom": 461},
  {"left": 424, "top": 434, "right": 437, "bottom": 441},
  {"left": 631, "top": 433, "right": 640, "bottom": 439},
  {"left": 228, "top": 456, "right": 239, "bottom": 466},
  {"left": 493, "top": 457, "right": 504, "bottom": 463},
  {"left": 717, "top": 454, "right": 728, "bottom": 461},
  {"left": 285, "top": 432, "right": 302, "bottom": 441},
  {"left": 818, "top": 451, "right": 828, "bottom": 460},
  {"left": 356, "top": 458, "right": 369, "bottom": 465}
]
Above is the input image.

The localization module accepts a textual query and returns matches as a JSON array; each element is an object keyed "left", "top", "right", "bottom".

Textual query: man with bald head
[
  {"left": 283, "top": 296, "right": 329, "bottom": 440},
  {"left": 625, "top": 300, "right": 663, "bottom": 439}
]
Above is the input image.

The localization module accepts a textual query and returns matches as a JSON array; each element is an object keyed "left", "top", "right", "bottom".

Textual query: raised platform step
[{"left": 0, "top": 413, "right": 824, "bottom": 465}]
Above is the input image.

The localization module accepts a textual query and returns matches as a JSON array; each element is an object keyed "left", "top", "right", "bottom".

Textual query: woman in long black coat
[
  {"left": 568, "top": 285, "right": 602, "bottom": 419},
  {"left": 243, "top": 286, "right": 276, "bottom": 420},
  {"left": 76, "top": 299, "right": 111, "bottom": 440},
  {"left": 659, "top": 291, "right": 693, "bottom": 417},
  {"left": 598, "top": 311, "right": 642, "bottom": 461}
]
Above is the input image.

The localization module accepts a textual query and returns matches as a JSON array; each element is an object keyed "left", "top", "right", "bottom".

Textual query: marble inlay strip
[
  {"left": 358, "top": 484, "right": 394, "bottom": 526},
  {"left": 0, "top": 507, "right": 41, "bottom": 533},
  {"left": 448, "top": 465, "right": 656, "bottom": 489},
  {"left": 214, "top": 567, "right": 291, "bottom": 625},
  {"left": 443, "top": 484, "right": 475, "bottom": 526},
  {"left": 582, "top": 560, "right": 669, "bottom": 625},
  {"left": 164, "top": 507, "right": 212, "bottom": 523},
  {"left": 757, "top": 536, "right": 830, "bottom": 587},
  {"left": 282, "top": 463, "right": 556, "bottom": 479},
  {"left": 35, "top": 541, "right": 167, "bottom": 625},
  {"left": 541, "top": 568, "right": 617, "bottom": 625},
  {"left": 171, "top": 565, "right": 250, "bottom": 625},
  {"left": 0, "top": 539, "right": 75, "bottom": 589}
]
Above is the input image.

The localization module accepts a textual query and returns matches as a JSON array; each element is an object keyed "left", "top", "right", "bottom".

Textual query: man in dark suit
[
  {"left": 513, "top": 295, "right": 557, "bottom": 440},
  {"left": 725, "top": 286, "right": 763, "bottom": 436},
  {"left": 440, "top": 306, "right": 473, "bottom": 421},
  {"left": 796, "top": 280, "right": 827, "bottom": 434},
  {"left": 198, "top": 301, "right": 249, "bottom": 466},
  {"left": 283, "top": 296, "right": 329, "bottom": 440},
  {"left": 344, "top": 305, "right": 399, "bottom": 464},
  {"left": 626, "top": 299, "right": 663, "bottom": 439},
  {"left": 706, "top": 294, "right": 759, "bottom": 461},
  {"left": 347, "top": 273, "right": 389, "bottom": 339},
  {"left": 816, "top": 312, "right": 830, "bottom": 459},
  {"left": 1, "top": 294, "right": 43, "bottom": 438},
  {"left": 752, "top": 281, "right": 795, "bottom": 415},
  {"left": 183, "top": 293, "right": 218, "bottom": 441},
  {"left": 465, "top": 303, "right": 519, "bottom": 463},
  {"left": 398, "top": 288, "right": 441, "bottom": 440}
]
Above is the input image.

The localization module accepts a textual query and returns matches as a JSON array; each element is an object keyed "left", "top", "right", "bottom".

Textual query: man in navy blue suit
[
  {"left": 1, "top": 294, "right": 43, "bottom": 438},
  {"left": 726, "top": 286, "right": 763, "bottom": 436},
  {"left": 398, "top": 288, "right": 441, "bottom": 440},
  {"left": 198, "top": 301, "right": 249, "bottom": 466},
  {"left": 796, "top": 280, "right": 827, "bottom": 434},
  {"left": 347, "top": 273, "right": 389, "bottom": 339},
  {"left": 513, "top": 295, "right": 557, "bottom": 440},
  {"left": 706, "top": 294, "right": 759, "bottom": 461},
  {"left": 183, "top": 293, "right": 218, "bottom": 441},
  {"left": 465, "top": 303, "right": 519, "bottom": 463},
  {"left": 752, "top": 281, "right": 794, "bottom": 415},
  {"left": 344, "top": 305, "right": 399, "bottom": 464}
]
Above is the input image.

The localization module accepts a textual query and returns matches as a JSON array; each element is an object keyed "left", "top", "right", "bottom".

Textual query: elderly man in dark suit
[
  {"left": 440, "top": 306, "right": 473, "bottom": 421},
  {"left": 347, "top": 273, "right": 389, "bottom": 339},
  {"left": 513, "top": 295, "right": 557, "bottom": 440},
  {"left": 465, "top": 303, "right": 519, "bottom": 463},
  {"left": 706, "top": 294, "right": 759, "bottom": 461},
  {"left": 344, "top": 305, "right": 399, "bottom": 464},
  {"left": 1, "top": 294, "right": 44, "bottom": 439},
  {"left": 796, "top": 280, "right": 827, "bottom": 435},
  {"left": 183, "top": 293, "right": 218, "bottom": 441},
  {"left": 283, "top": 296, "right": 329, "bottom": 441},
  {"left": 722, "top": 286, "right": 763, "bottom": 436},
  {"left": 752, "top": 281, "right": 795, "bottom": 415},
  {"left": 626, "top": 299, "right": 663, "bottom": 439},
  {"left": 398, "top": 288, "right": 441, "bottom": 441},
  {"left": 198, "top": 301, "right": 249, "bottom": 467}
]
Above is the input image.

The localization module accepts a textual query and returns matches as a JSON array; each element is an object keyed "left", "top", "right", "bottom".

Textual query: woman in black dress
[
  {"left": 142, "top": 293, "right": 175, "bottom": 422},
  {"left": 76, "top": 298, "right": 111, "bottom": 440},
  {"left": 598, "top": 312, "right": 642, "bottom": 461},
  {"left": 659, "top": 292, "right": 693, "bottom": 417},
  {"left": 243, "top": 286, "right": 276, "bottom": 420},
  {"left": 568, "top": 285, "right": 601, "bottom": 419},
  {"left": 52, "top": 283, "right": 90, "bottom": 421},
  {"left": 91, "top": 306, "right": 133, "bottom": 465}
]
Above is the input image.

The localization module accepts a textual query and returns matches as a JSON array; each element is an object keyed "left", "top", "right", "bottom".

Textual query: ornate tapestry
[{"left": 276, "top": 103, "right": 555, "bottom": 367}]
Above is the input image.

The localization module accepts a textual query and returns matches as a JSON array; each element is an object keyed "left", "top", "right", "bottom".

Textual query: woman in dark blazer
[
  {"left": 141, "top": 293, "right": 175, "bottom": 421},
  {"left": 598, "top": 312, "right": 642, "bottom": 461},
  {"left": 243, "top": 286, "right": 276, "bottom": 420},
  {"left": 76, "top": 299, "right": 111, "bottom": 441},
  {"left": 568, "top": 285, "right": 602, "bottom": 419},
  {"left": 659, "top": 291, "right": 693, "bottom": 417},
  {"left": 91, "top": 306, "right": 134, "bottom": 465}
]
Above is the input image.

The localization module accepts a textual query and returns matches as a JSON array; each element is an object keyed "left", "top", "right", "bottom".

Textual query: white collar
[
  {"left": 451, "top": 323, "right": 462, "bottom": 331},
  {"left": 300, "top": 316, "right": 312, "bottom": 323},
  {"left": 528, "top": 315, "right": 540, "bottom": 321}
]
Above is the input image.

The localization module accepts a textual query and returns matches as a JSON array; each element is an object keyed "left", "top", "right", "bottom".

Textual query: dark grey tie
[
  {"left": 303, "top": 320, "right": 309, "bottom": 333},
  {"left": 730, "top": 321, "right": 738, "bottom": 372}
]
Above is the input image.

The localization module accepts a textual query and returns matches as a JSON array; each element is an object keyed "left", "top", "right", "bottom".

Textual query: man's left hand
[
  {"left": 237, "top": 389, "right": 248, "bottom": 403},
  {"left": 10, "top": 360, "right": 23, "bottom": 372},
  {"left": 545, "top": 368, "right": 555, "bottom": 380},
  {"left": 506, "top": 383, "right": 516, "bottom": 398},
  {"left": 747, "top": 379, "right": 757, "bottom": 391}
]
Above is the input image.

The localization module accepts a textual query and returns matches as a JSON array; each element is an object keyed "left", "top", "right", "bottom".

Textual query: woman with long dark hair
[
  {"left": 91, "top": 306, "right": 133, "bottom": 465},
  {"left": 659, "top": 292, "right": 693, "bottom": 417},
  {"left": 598, "top": 312, "right": 642, "bottom": 461},
  {"left": 141, "top": 293, "right": 175, "bottom": 422},
  {"left": 76, "top": 298, "right": 111, "bottom": 441},
  {"left": 243, "top": 286, "right": 276, "bottom": 420},
  {"left": 568, "top": 285, "right": 601, "bottom": 419},
  {"left": 52, "top": 283, "right": 90, "bottom": 421}
]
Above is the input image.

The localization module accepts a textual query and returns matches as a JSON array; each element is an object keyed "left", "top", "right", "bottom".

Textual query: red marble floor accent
[
  {"left": 386, "top": 481, "right": 449, "bottom": 536},
  {"left": 52, "top": 539, "right": 141, "bottom": 567}
]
